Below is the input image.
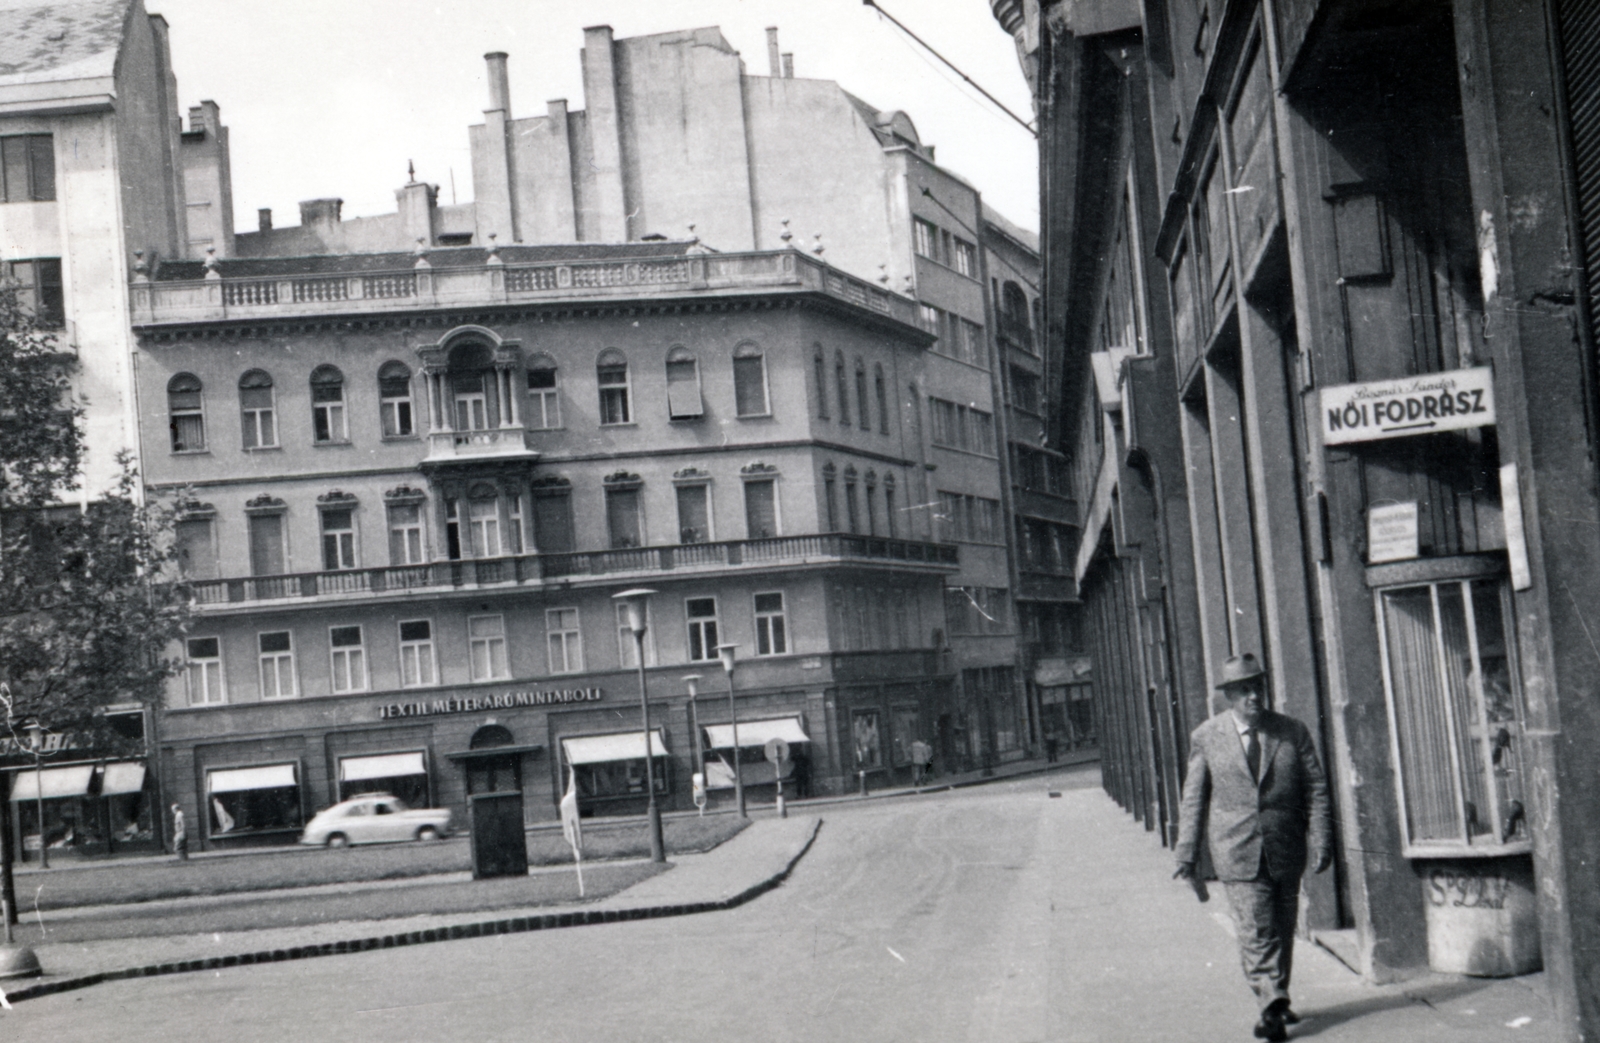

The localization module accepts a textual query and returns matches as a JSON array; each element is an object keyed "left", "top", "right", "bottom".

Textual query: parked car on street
[{"left": 298, "top": 794, "right": 453, "bottom": 847}]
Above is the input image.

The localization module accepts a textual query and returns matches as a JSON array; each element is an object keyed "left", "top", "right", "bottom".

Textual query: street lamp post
[
  {"left": 683, "top": 675, "right": 705, "bottom": 781},
  {"left": 716, "top": 644, "right": 746, "bottom": 819},
  {"left": 613, "top": 588, "right": 665, "bottom": 864},
  {"left": 24, "top": 721, "right": 46, "bottom": 870}
]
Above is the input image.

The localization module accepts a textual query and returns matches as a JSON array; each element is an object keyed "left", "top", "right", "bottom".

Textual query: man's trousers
[{"left": 1223, "top": 871, "right": 1302, "bottom": 1010}]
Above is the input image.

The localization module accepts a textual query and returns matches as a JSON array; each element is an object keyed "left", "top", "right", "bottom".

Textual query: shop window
[
  {"left": 320, "top": 508, "right": 357, "bottom": 570},
  {"left": 248, "top": 512, "right": 285, "bottom": 576},
  {"left": 547, "top": 607, "right": 582, "bottom": 674},
  {"left": 676, "top": 482, "right": 710, "bottom": 544},
  {"left": 186, "top": 637, "right": 225, "bottom": 705},
  {"left": 206, "top": 763, "right": 302, "bottom": 837},
  {"left": 754, "top": 592, "right": 787, "bottom": 656},
  {"left": 597, "top": 349, "right": 631, "bottom": 424},
  {"left": 813, "top": 347, "right": 829, "bottom": 419},
  {"left": 526, "top": 353, "right": 560, "bottom": 429},
  {"left": 399, "top": 619, "right": 436, "bottom": 687},
  {"left": 1, "top": 134, "right": 54, "bottom": 202},
  {"left": 1377, "top": 577, "right": 1529, "bottom": 854},
  {"left": 564, "top": 731, "right": 669, "bottom": 801},
  {"left": 329, "top": 625, "right": 367, "bottom": 692},
  {"left": 468, "top": 614, "right": 508, "bottom": 681},
  {"left": 686, "top": 597, "right": 720, "bottom": 661},
  {"left": 388, "top": 503, "right": 425, "bottom": 565},
  {"left": 744, "top": 478, "right": 777, "bottom": 539},
  {"left": 6, "top": 257, "right": 63, "bottom": 327},
  {"left": 258, "top": 631, "right": 296, "bottom": 699},
  {"left": 378, "top": 361, "right": 414, "bottom": 437},
  {"left": 616, "top": 602, "right": 656, "bottom": 668},
  {"left": 734, "top": 343, "right": 769, "bottom": 417},
  {"left": 310, "top": 365, "right": 347, "bottom": 443},
  {"left": 665, "top": 346, "right": 703, "bottom": 420},
  {"left": 852, "top": 710, "right": 883, "bottom": 769},
  {"left": 338, "top": 751, "right": 428, "bottom": 805},
  {"left": 168, "top": 373, "right": 206, "bottom": 452},
  {"left": 238, "top": 369, "right": 277, "bottom": 449}
]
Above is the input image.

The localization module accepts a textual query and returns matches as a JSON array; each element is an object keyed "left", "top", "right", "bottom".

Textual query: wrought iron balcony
[{"left": 188, "top": 533, "right": 959, "bottom": 610}]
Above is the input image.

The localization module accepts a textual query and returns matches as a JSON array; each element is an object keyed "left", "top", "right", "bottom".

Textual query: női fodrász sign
[{"left": 1320, "top": 366, "right": 1495, "bottom": 446}]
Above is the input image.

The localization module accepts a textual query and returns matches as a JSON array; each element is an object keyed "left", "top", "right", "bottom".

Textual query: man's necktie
[{"left": 1245, "top": 728, "right": 1261, "bottom": 781}]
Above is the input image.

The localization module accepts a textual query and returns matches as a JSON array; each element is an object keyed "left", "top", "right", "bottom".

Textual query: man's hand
[
  {"left": 1173, "top": 861, "right": 1208, "bottom": 903},
  {"left": 1314, "top": 849, "right": 1332, "bottom": 874},
  {"left": 1173, "top": 862, "right": 1196, "bottom": 880}
]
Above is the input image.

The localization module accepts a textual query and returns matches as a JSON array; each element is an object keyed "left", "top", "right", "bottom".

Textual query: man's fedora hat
[{"left": 1216, "top": 653, "right": 1266, "bottom": 691}]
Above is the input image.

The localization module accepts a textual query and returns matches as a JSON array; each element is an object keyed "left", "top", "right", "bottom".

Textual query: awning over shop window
[
  {"left": 703, "top": 716, "right": 810, "bottom": 750},
  {"left": 339, "top": 752, "right": 426, "bottom": 782},
  {"left": 561, "top": 730, "right": 668, "bottom": 765},
  {"left": 101, "top": 762, "right": 147, "bottom": 796},
  {"left": 9, "top": 765, "right": 95, "bottom": 801},
  {"left": 207, "top": 763, "right": 297, "bottom": 794}
]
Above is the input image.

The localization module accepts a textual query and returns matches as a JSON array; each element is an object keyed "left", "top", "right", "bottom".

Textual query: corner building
[{"left": 132, "top": 243, "right": 961, "bottom": 844}]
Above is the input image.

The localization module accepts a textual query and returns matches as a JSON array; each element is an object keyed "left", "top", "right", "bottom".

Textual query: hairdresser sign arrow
[{"left": 1320, "top": 366, "right": 1495, "bottom": 446}]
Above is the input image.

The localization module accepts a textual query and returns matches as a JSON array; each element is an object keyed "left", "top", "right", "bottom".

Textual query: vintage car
[{"left": 298, "top": 794, "right": 453, "bottom": 847}]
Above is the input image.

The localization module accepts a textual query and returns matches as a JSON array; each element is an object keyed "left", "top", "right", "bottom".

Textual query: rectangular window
[
  {"left": 598, "top": 362, "right": 631, "bottom": 424},
  {"left": 734, "top": 352, "right": 769, "bottom": 416},
  {"left": 0, "top": 135, "right": 54, "bottom": 202},
  {"left": 469, "top": 498, "right": 501, "bottom": 557},
  {"left": 939, "top": 229, "right": 954, "bottom": 265},
  {"left": 744, "top": 479, "right": 777, "bottom": 539},
  {"left": 507, "top": 494, "right": 524, "bottom": 554},
  {"left": 312, "top": 382, "right": 346, "bottom": 442},
  {"left": 240, "top": 382, "right": 277, "bottom": 448},
  {"left": 852, "top": 709, "right": 883, "bottom": 769},
  {"left": 754, "top": 592, "right": 787, "bottom": 656},
  {"left": 952, "top": 237, "right": 977, "bottom": 276},
  {"left": 913, "top": 218, "right": 939, "bottom": 260},
  {"left": 824, "top": 476, "right": 839, "bottom": 533},
  {"left": 329, "top": 625, "right": 367, "bottom": 692},
  {"left": 918, "top": 303, "right": 941, "bottom": 338},
  {"left": 175, "top": 518, "right": 219, "bottom": 580},
  {"left": 186, "top": 637, "right": 225, "bottom": 705},
  {"left": 666, "top": 355, "right": 703, "bottom": 419},
  {"left": 168, "top": 375, "right": 205, "bottom": 452},
  {"left": 686, "top": 597, "right": 720, "bottom": 661},
  {"left": 928, "top": 398, "right": 995, "bottom": 455},
  {"left": 606, "top": 486, "right": 642, "bottom": 549},
  {"left": 320, "top": 509, "right": 356, "bottom": 570},
  {"left": 845, "top": 481, "right": 861, "bottom": 534},
  {"left": 454, "top": 375, "right": 488, "bottom": 431},
  {"left": 546, "top": 607, "right": 582, "bottom": 674},
  {"left": 533, "top": 490, "right": 574, "bottom": 554},
  {"left": 676, "top": 483, "right": 710, "bottom": 544},
  {"left": 445, "top": 498, "right": 462, "bottom": 560},
  {"left": 387, "top": 503, "right": 425, "bottom": 565},
  {"left": 380, "top": 375, "right": 414, "bottom": 437},
  {"left": 616, "top": 602, "right": 656, "bottom": 668},
  {"left": 527, "top": 364, "right": 560, "bottom": 429},
  {"left": 961, "top": 319, "right": 987, "bottom": 366},
  {"left": 399, "top": 619, "right": 436, "bottom": 687},
  {"left": 1010, "top": 367, "right": 1041, "bottom": 413},
  {"left": 468, "top": 614, "right": 509, "bottom": 681},
  {"left": 258, "top": 631, "right": 296, "bottom": 700},
  {"left": 884, "top": 484, "right": 897, "bottom": 538},
  {"left": 248, "top": 513, "right": 285, "bottom": 576},
  {"left": 1378, "top": 578, "right": 1529, "bottom": 853},
  {"left": 5, "top": 258, "right": 64, "bottom": 328}
]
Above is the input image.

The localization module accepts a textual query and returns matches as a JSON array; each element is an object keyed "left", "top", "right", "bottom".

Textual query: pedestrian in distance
[
  {"left": 170, "top": 802, "right": 188, "bottom": 861},
  {"left": 1174, "top": 653, "right": 1332, "bottom": 1043},
  {"left": 910, "top": 739, "right": 931, "bottom": 787}
]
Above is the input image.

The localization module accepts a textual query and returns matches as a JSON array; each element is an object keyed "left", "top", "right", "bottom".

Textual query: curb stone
[{"left": 0, "top": 818, "right": 822, "bottom": 1006}]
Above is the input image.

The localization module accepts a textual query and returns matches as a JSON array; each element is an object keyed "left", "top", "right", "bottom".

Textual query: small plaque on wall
[{"left": 1368, "top": 501, "right": 1420, "bottom": 563}]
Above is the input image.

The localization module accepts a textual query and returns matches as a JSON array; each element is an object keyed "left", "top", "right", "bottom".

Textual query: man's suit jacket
[{"left": 1174, "top": 709, "right": 1333, "bottom": 882}]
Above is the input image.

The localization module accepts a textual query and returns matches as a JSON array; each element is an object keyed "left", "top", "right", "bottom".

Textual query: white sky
[{"left": 149, "top": 0, "right": 1039, "bottom": 238}]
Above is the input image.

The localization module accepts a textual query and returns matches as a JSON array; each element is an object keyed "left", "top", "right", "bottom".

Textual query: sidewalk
[{"left": 0, "top": 815, "right": 821, "bottom": 1005}]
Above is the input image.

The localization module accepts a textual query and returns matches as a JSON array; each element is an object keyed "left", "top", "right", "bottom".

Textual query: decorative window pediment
[
  {"left": 603, "top": 471, "right": 643, "bottom": 491},
  {"left": 316, "top": 489, "right": 359, "bottom": 509},
  {"left": 384, "top": 485, "right": 427, "bottom": 505},
  {"left": 530, "top": 475, "right": 572, "bottom": 496},
  {"left": 741, "top": 462, "right": 779, "bottom": 478},
  {"left": 244, "top": 494, "right": 287, "bottom": 515}
]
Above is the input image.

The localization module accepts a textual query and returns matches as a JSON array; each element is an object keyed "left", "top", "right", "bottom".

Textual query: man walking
[
  {"left": 1175, "top": 654, "right": 1332, "bottom": 1042},
  {"left": 170, "top": 802, "right": 188, "bottom": 861}
]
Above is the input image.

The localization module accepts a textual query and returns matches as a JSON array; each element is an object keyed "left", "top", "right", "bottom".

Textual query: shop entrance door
[{"left": 464, "top": 725, "right": 527, "bottom": 879}]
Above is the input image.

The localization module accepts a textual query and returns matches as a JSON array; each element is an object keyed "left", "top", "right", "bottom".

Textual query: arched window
[
  {"left": 834, "top": 352, "right": 851, "bottom": 426},
  {"left": 1003, "top": 281, "right": 1031, "bottom": 328},
  {"left": 597, "top": 349, "right": 631, "bottom": 425},
  {"left": 874, "top": 364, "right": 889, "bottom": 435},
  {"left": 239, "top": 369, "right": 276, "bottom": 449},
  {"left": 884, "top": 473, "right": 898, "bottom": 538},
  {"left": 855, "top": 359, "right": 870, "bottom": 431},
  {"left": 813, "top": 347, "right": 829, "bottom": 419},
  {"left": 822, "top": 462, "right": 839, "bottom": 533},
  {"left": 310, "top": 365, "right": 347, "bottom": 443},
  {"left": 526, "top": 353, "right": 560, "bottom": 429},
  {"left": 665, "top": 346, "right": 703, "bottom": 420},
  {"left": 168, "top": 373, "right": 205, "bottom": 452},
  {"left": 378, "top": 361, "right": 414, "bottom": 437},
  {"left": 733, "top": 343, "right": 769, "bottom": 417}
]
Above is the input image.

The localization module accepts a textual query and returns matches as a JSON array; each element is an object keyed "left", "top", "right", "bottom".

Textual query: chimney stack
[
  {"left": 257, "top": 208, "right": 272, "bottom": 232},
  {"left": 782, "top": 53, "right": 794, "bottom": 79},
  {"left": 766, "top": 27, "right": 781, "bottom": 78},
  {"left": 299, "top": 198, "right": 343, "bottom": 229},
  {"left": 485, "top": 51, "right": 511, "bottom": 116}
]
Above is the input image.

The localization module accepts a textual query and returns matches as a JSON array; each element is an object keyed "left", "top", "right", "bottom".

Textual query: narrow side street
[{"left": 5, "top": 765, "right": 1555, "bottom": 1043}]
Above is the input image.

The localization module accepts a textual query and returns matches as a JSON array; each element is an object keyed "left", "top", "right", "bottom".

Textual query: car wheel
[
  {"left": 416, "top": 826, "right": 440, "bottom": 842},
  {"left": 326, "top": 833, "right": 349, "bottom": 848}
]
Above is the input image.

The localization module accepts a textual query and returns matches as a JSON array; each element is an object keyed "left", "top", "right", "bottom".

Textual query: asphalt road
[{"left": 9, "top": 766, "right": 1103, "bottom": 1042}]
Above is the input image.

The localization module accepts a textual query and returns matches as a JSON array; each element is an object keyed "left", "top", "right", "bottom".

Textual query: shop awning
[
  {"left": 561, "top": 730, "right": 668, "bottom": 765},
  {"left": 703, "top": 716, "right": 810, "bottom": 750},
  {"left": 9, "top": 765, "right": 95, "bottom": 801},
  {"left": 208, "top": 763, "right": 297, "bottom": 794},
  {"left": 101, "top": 762, "right": 147, "bottom": 796},
  {"left": 340, "top": 752, "right": 426, "bottom": 782}
]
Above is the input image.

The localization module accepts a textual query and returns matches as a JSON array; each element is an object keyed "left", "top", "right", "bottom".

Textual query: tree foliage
[{"left": 0, "top": 278, "right": 81, "bottom": 506}]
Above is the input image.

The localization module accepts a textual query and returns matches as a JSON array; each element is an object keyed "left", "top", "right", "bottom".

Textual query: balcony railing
[
  {"left": 424, "top": 427, "right": 538, "bottom": 461},
  {"left": 188, "top": 533, "right": 959, "bottom": 608},
  {"left": 133, "top": 250, "right": 923, "bottom": 332}
]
